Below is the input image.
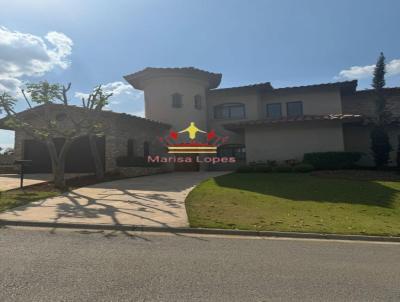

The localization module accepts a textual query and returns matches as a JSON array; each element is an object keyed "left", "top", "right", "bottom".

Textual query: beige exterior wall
[
  {"left": 142, "top": 76, "right": 209, "bottom": 131},
  {"left": 244, "top": 121, "right": 345, "bottom": 162},
  {"left": 205, "top": 87, "right": 343, "bottom": 148},
  {"left": 206, "top": 90, "right": 259, "bottom": 144},
  {"left": 261, "top": 87, "right": 343, "bottom": 117}
]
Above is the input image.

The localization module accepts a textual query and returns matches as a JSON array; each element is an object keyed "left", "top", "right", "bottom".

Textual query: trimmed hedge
[
  {"left": 273, "top": 165, "right": 292, "bottom": 173},
  {"left": 236, "top": 165, "right": 255, "bottom": 173},
  {"left": 303, "top": 152, "right": 362, "bottom": 170},
  {"left": 292, "top": 163, "right": 314, "bottom": 173}
]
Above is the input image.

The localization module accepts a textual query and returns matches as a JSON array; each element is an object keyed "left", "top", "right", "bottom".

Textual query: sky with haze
[{"left": 0, "top": 0, "right": 400, "bottom": 149}]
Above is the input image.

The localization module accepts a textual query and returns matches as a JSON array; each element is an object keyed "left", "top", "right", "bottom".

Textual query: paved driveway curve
[
  {"left": 0, "top": 173, "right": 88, "bottom": 191},
  {"left": 0, "top": 172, "right": 226, "bottom": 227}
]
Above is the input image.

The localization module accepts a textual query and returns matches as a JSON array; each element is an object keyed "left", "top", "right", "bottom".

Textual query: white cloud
[
  {"left": 74, "top": 81, "right": 144, "bottom": 109},
  {"left": 0, "top": 76, "right": 22, "bottom": 95},
  {"left": 0, "top": 27, "right": 73, "bottom": 95},
  {"left": 336, "top": 58, "right": 400, "bottom": 80}
]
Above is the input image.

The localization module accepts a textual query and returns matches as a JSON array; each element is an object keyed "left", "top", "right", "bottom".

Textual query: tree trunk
[
  {"left": 53, "top": 162, "right": 66, "bottom": 189},
  {"left": 47, "top": 139, "right": 72, "bottom": 190},
  {"left": 89, "top": 134, "right": 104, "bottom": 180}
]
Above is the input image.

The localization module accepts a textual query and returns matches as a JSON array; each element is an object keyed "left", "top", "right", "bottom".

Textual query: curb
[{"left": 1, "top": 219, "right": 400, "bottom": 243}]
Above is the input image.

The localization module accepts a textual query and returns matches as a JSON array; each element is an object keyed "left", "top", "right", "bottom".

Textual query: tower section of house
[{"left": 124, "top": 67, "right": 222, "bottom": 131}]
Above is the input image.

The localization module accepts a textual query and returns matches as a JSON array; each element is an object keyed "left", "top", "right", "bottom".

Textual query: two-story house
[
  {"left": 125, "top": 67, "right": 400, "bottom": 167},
  {"left": 2, "top": 66, "right": 400, "bottom": 173}
]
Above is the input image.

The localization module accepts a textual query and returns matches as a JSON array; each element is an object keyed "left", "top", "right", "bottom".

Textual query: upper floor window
[
  {"left": 194, "top": 95, "right": 202, "bottom": 110},
  {"left": 172, "top": 93, "right": 183, "bottom": 108},
  {"left": 287, "top": 101, "right": 303, "bottom": 117},
  {"left": 266, "top": 103, "right": 282, "bottom": 118},
  {"left": 214, "top": 103, "right": 245, "bottom": 119}
]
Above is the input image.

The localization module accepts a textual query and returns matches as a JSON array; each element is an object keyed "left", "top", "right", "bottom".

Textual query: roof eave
[{"left": 124, "top": 67, "right": 222, "bottom": 90}]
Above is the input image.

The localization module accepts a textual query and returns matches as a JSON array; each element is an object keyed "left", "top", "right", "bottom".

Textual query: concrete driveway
[
  {"left": 0, "top": 173, "right": 88, "bottom": 191},
  {"left": 0, "top": 172, "right": 227, "bottom": 228}
]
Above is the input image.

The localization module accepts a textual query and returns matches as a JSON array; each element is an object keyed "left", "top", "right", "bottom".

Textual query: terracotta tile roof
[
  {"left": 224, "top": 114, "right": 363, "bottom": 130},
  {"left": 209, "top": 80, "right": 357, "bottom": 95},
  {"left": 0, "top": 103, "right": 171, "bottom": 130},
  {"left": 124, "top": 67, "right": 222, "bottom": 90},
  {"left": 272, "top": 80, "right": 358, "bottom": 93},
  {"left": 209, "top": 82, "right": 273, "bottom": 93},
  {"left": 353, "top": 87, "right": 400, "bottom": 95}
]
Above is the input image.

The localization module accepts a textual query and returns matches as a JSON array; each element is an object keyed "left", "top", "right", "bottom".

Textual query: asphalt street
[{"left": 0, "top": 227, "right": 399, "bottom": 302}]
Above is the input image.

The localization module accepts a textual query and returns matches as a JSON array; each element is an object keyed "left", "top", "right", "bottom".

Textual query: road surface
[{"left": 0, "top": 227, "right": 399, "bottom": 301}]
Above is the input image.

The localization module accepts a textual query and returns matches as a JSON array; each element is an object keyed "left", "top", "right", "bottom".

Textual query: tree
[
  {"left": 0, "top": 82, "right": 112, "bottom": 188},
  {"left": 2, "top": 147, "right": 14, "bottom": 156},
  {"left": 370, "top": 52, "right": 392, "bottom": 168}
]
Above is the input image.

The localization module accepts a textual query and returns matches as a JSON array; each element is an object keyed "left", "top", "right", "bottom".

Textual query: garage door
[{"left": 23, "top": 136, "right": 105, "bottom": 173}]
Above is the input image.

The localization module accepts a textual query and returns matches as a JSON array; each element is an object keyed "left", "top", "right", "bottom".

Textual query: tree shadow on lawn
[{"left": 214, "top": 173, "right": 400, "bottom": 208}]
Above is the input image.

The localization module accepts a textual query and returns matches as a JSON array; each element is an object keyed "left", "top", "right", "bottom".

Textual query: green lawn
[
  {"left": 186, "top": 173, "right": 400, "bottom": 236},
  {"left": 0, "top": 187, "right": 60, "bottom": 213}
]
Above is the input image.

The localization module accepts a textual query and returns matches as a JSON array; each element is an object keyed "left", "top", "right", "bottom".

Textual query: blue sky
[{"left": 1, "top": 0, "right": 400, "bottom": 149}]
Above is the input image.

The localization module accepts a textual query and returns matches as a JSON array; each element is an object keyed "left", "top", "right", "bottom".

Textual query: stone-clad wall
[
  {"left": 10, "top": 105, "right": 171, "bottom": 174},
  {"left": 0, "top": 154, "right": 14, "bottom": 165},
  {"left": 342, "top": 90, "right": 400, "bottom": 116},
  {"left": 342, "top": 89, "right": 400, "bottom": 167},
  {"left": 104, "top": 113, "right": 170, "bottom": 172}
]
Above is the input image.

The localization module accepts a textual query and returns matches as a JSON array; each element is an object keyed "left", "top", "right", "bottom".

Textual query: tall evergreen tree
[
  {"left": 372, "top": 52, "right": 386, "bottom": 91},
  {"left": 370, "top": 52, "right": 392, "bottom": 168}
]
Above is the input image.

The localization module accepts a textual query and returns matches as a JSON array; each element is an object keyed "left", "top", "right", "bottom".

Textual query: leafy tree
[
  {"left": 370, "top": 52, "right": 392, "bottom": 168},
  {"left": 2, "top": 148, "right": 14, "bottom": 155},
  {"left": 0, "top": 82, "right": 112, "bottom": 188}
]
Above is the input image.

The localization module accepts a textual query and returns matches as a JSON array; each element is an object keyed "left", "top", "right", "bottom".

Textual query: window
[
  {"left": 172, "top": 93, "right": 183, "bottom": 108},
  {"left": 266, "top": 103, "right": 282, "bottom": 118},
  {"left": 143, "top": 142, "right": 150, "bottom": 158},
  {"left": 214, "top": 103, "right": 245, "bottom": 119},
  {"left": 287, "top": 101, "right": 303, "bottom": 117},
  {"left": 194, "top": 95, "right": 202, "bottom": 110},
  {"left": 127, "top": 139, "right": 135, "bottom": 157},
  {"left": 217, "top": 144, "right": 246, "bottom": 161}
]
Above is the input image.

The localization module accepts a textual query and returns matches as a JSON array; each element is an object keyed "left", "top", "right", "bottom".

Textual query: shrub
[
  {"left": 253, "top": 165, "right": 273, "bottom": 173},
  {"left": 266, "top": 160, "right": 277, "bottom": 167},
  {"left": 284, "top": 159, "right": 300, "bottom": 167},
  {"left": 303, "top": 152, "right": 362, "bottom": 170},
  {"left": 273, "top": 165, "right": 293, "bottom": 173},
  {"left": 237, "top": 164, "right": 273, "bottom": 173},
  {"left": 293, "top": 163, "right": 314, "bottom": 173},
  {"left": 236, "top": 165, "right": 255, "bottom": 173},
  {"left": 116, "top": 156, "right": 161, "bottom": 167},
  {"left": 370, "top": 126, "right": 392, "bottom": 168}
]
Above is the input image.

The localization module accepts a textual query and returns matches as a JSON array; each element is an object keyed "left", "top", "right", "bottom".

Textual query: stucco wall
[
  {"left": 261, "top": 87, "right": 343, "bottom": 117},
  {"left": 245, "top": 121, "right": 345, "bottom": 162},
  {"left": 206, "top": 90, "right": 259, "bottom": 145},
  {"left": 142, "top": 76, "right": 209, "bottom": 131}
]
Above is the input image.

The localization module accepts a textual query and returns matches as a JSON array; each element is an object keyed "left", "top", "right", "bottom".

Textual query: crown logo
[{"left": 158, "top": 122, "right": 229, "bottom": 154}]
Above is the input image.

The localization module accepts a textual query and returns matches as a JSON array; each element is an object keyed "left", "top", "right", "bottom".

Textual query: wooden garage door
[{"left": 23, "top": 136, "right": 105, "bottom": 173}]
